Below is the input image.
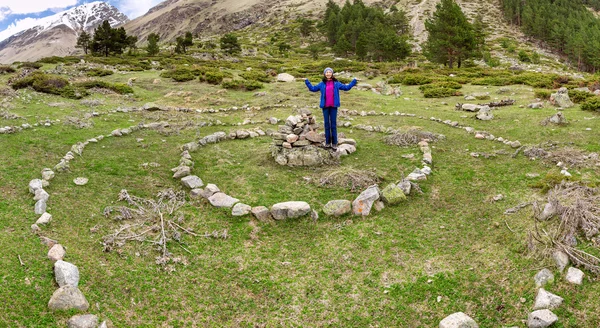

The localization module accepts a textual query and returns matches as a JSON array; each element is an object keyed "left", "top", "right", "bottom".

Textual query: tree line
[{"left": 501, "top": 0, "right": 600, "bottom": 72}]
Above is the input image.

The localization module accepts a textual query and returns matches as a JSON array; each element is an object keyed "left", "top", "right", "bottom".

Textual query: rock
[
  {"left": 311, "top": 209, "right": 319, "bottom": 220},
  {"left": 67, "top": 314, "right": 98, "bottom": 328},
  {"left": 510, "top": 141, "right": 522, "bottom": 148},
  {"left": 42, "top": 168, "right": 55, "bottom": 181},
  {"left": 528, "top": 102, "right": 544, "bottom": 109},
  {"left": 538, "top": 203, "right": 556, "bottom": 221},
  {"left": 232, "top": 203, "right": 252, "bottom": 216},
  {"left": 29, "top": 179, "right": 43, "bottom": 194},
  {"left": 277, "top": 73, "right": 295, "bottom": 82},
  {"left": 534, "top": 269, "right": 554, "bottom": 288},
  {"left": 111, "top": 129, "right": 122, "bottom": 137},
  {"left": 236, "top": 130, "right": 250, "bottom": 139},
  {"left": 36, "top": 212, "right": 52, "bottom": 225},
  {"left": 270, "top": 201, "right": 311, "bottom": 220},
  {"left": 439, "top": 312, "right": 479, "bottom": 328},
  {"left": 172, "top": 166, "right": 191, "bottom": 179},
  {"left": 352, "top": 185, "right": 380, "bottom": 216},
  {"left": 380, "top": 183, "right": 407, "bottom": 205},
  {"left": 533, "top": 288, "right": 563, "bottom": 310},
  {"left": 285, "top": 115, "right": 301, "bottom": 126},
  {"left": 35, "top": 199, "right": 47, "bottom": 215},
  {"left": 31, "top": 224, "right": 40, "bottom": 232},
  {"left": 200, "top": 184, "right": 220, "bottom": 198},
  {"left": 553, "top": 250, "right": 569, "bottom": 272},
  {"left": 208, "top": 192, "right": 239, "bottom": 208},
  {"left": 54, "top": 260, "right": 80, "bottom": 287},
  {"left": 527, "top": 309, "right": 558, "bottom": 328},
  {"left": 99, "top": 321, "right": 108, "bottom": 328},
  {"left": 548, "top": 112, "right": 566, "bottom": 125},
  {"left": 407, "top": 168, "right": 427, "bottom": 181},
  {"left": 286, "top": 134, "right": 299, "bottom": 143},
  {"left": 181, "top": 175, "right": 204, "bottom": 189},
  {"left": 269, "top": 117, "right": 279, "bottom": 124},
  {"left": 464, "top": 95, "right": 476, "bottom": 101},
  {"left": 476, "top": 106, "right": 493, "bottom": 120},
  {"left": 322, "top": 200, "right": 352, "bottom": 217},
  {"left": 34, "top": 189, "right": 50, "bottom": 202},
  {"left": 373, "top": 200, "right": 385, "bottom": 211},
  {"left": 461, "top": 104, "right": 482, "bottom": 112},
  {"left": 398, "top": 180, "right": 411, "bottom": 195},
  {"left": 565, "top": 267, "right": 584, "bottom": 285},
  {"left": 48, "top": 244, "right": 66, "bottom": 261},
  {"left": 550, "top": 87, "right": 574, "bottom": 108},
  {"left": 251, "top": 206, "right": 272, "bottom": 222},
  {"left": 337, "top": 144, "right": 356, "bottom": 155},
  {"left": 73, "top": 177, "right": 88, "bottom": 186},
  {"left": 48, "top": 285, "right": 89, "bottom": 311}
]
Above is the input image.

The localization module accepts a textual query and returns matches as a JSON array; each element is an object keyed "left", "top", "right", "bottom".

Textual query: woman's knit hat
[{"left": 323, "top": 67, "right": 334, "bottom": 74}]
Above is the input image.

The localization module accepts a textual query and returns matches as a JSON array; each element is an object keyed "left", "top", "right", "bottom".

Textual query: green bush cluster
[
  {"left": 534, "top": 90, "right": 551, "bottom": 100},
  {"left": 10, "top": 71, "right": 87, "bottom": 99},
  {"left": 418, "top": 81, "right": 462, "bottom": 91},
  {"left": 0, "top": 65, "right": 15, "bottom": 74},
  {"left": 422, "top": 87, "right": 462, "bottom": 98},
  {"left": 568, "top": 90, "right": 595, "bottom": 103},
  {"left": 399, "top": 74, "right": 433, "bottom": 85},
  {"left": 18, "top": 62, "right": 43, "bottom": 69},
  {"left": 74, "top": 80, "right": 134, "bottom": 94},
  {"left": 201, "top": 71, "right": 228, "bottom": 84},
  {"left": 86, "top": 68, "right": 114, "bottom": 77},
  {"left": 240, "top": 70, "right": 272, "bottom": 83},
  {"left": 581, "top": 97, "right": 600, "bottom": 111},
  {"left": 221, "top": 80, "right": 263, "bottom": 91}
]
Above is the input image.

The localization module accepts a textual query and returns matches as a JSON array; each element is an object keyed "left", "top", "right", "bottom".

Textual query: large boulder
[
  {"left": 550, "top": 87, "right": 574, "bottom": 108},
  {"left": 439, "top": 312, "right": 478, "bottom": 328},
  {"left": 476, "top": 106, "right": 493, "bottom": 121},
  {"left": 48, "top": 286, "right": 89, "bottom": 311},
  {"left": 277, "top": 73, "right": 295, "bottom": 82},
  {"left": 208, "top": 192, "right": 239, "bottom": 208},
  {"left": 270, "top": 201, "right": 311, "bottom": 220},
  {"left": 322, "top": 200, "right": 352, "bottom": 217},
  {"left": 54, "top": 260, "right": 80, "bottom": 287},
  {"left": 380, "top": 184, "right": 407, "bottom": 205},
  {"left": 527, "top": 309, "right": 558, "bottom": 328},
  {"left": 352, "top": 185, "right": 380, "bottom": 216},
  {"left": 533, "top": 288, "right": 563, "bottom": 310}
]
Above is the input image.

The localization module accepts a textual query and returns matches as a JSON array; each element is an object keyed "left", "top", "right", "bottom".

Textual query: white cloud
[
  {"left": 0, "top": 16, "right": 47, "bottom": 42},
  {"left": 118, "top": 0, "right": 163, "bottom": 19},
  {"left": 0, "top": 0, "right": 78, "bottom": 17}
]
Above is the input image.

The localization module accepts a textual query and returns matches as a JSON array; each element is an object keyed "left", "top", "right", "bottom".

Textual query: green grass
[{"left": 1, "top": 56, "right": 600, "bottom": 327}]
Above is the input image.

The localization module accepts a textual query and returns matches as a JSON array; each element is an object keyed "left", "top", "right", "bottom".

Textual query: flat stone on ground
[
  {"left": 208, "top": 192, "right": 239, "bottom": 208},
  {"left": 48, "top": 285, "right": 89, "bottom": 311},
  {"left": 67, "top": 314, "right": 98, "bottom": 328},
  {"left": 271, "top": 201, "right": 311, "bottom": 220},
  {"left": 439, "top": 312, "right": 479, "bottom": 328},
  {"left": 322, "top": 200, "right": 352, "bottom": 217},
  {"left": 565, "top": 267, "right": 584, "bottom": 285}
]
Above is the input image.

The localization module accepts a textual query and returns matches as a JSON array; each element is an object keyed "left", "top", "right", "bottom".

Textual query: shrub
[
  {"left": 221, "top": 80, "right": 263, "bottom": 91},
  {"left": 581, "top": 97, "right": 600, "bottom": 111},
  {"left": 240, "top": 70, "right": 272, "bottom": 83},
  {"left": 10, "top": 71, "right": 87, "bottom": 99},
  {"left": 418, "top": 81, "right": 462, "bottom": 91},
  {"left": 568, "top": 90, "right": 594, "bottom": 104},
  {"left": 18, "top": 62, "right": 43, "bottom": 69},
  {"left": 0, "top": 65, "right": 15, "bottom": 74},
  {"left": 201, "top": 71, "right": 226, "bottom": 84},
  {"left": 529, "top": 170, "right": 577, "bottom": 193},
  {"left": 518, "top": 50, "right": 530, "bottom": 62},
  {"left": 423, "top": 87, "right": 462, "bottom": 98},
  {"left": 402, "top": 74, "right": 433, "bottom": 85},
  {"left": 534, "top": 89, "right": 551, "bottom": 100},
  {"left": 86, "top": 68, "right": 114, "bottom": 77},
  {"left": 471, "top": 77, "right": 510, "bottom": 86},
  {"left": 74, "top": 81, "right": 133, "bottom": 94},
  {"left": 160, "top": 69, "right": 196, "bottom": 82}
]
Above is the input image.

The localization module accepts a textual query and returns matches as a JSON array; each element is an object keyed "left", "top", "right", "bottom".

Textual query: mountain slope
[{"left": 0, "top": 1, "right": 129, "bottom": 64}]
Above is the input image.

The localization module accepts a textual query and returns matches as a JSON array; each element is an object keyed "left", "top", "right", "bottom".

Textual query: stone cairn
[{"left": 270, "top": 111, "right": 356, "bottom": 166}]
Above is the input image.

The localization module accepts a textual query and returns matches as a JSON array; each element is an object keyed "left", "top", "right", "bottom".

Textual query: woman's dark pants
[{"left": 322, "top": 107, "right": 338, "bottom": 145}]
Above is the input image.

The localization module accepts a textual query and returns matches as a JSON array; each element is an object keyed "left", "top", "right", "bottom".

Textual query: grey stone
[
  {"left": 380, "top": 183, "right": 407, "bottom": 205},
  {"left": 172, "top": 166, "right": 191, "bottom": 179},
  {"left": 277, "top": 73, "right": 295, "bottom": 82},
  {"left": 73, "top": 177, "right": 88, "bottom": 186},
  {"left": 439, "top": 312, "right": 479, "bottom": 328},
  {"left": 461, "top": 104, "right": 482, "bottom": 112},
  {"left": 41, "top": 168, "right": 55, "bottom": 181},
  {"left": 527, "top": 309, "right": 558, "bottom": 328},
  {"left": 48, "top": 244, "right": 66, "bottom": 261},
  {"left": 35, "top": 199, "right": 47, "bottom": 215},
  {"left": 236, "top": 130, "right": 250, "bottom": 139},
  {"left": 190, "top": 188, "right": 203, "bottom": 198},
  {"left": 398, "top": 181, "right": 411, "bottom": 195},
  {"left": 201, "top": 184, "right": 220, "bottom": 198},
  {"left": 407, "top": 168, "right": 427, "bottom": 181},
  {"left": 270, "top": 201, "right": 311, "bottom": 220},
  {"left": 111, "top": 129, "right": 122, "bottom": 137},
  {"left": 48, "top": 285, "right": 89, "bottom": 311},
  {"left": 550, "top": 87, "right": 574, "bottom": 108},
  {"left": 510, "top": 141, "right": 522, "bottom": 148},
  {"left": 99, "top": 321, "right": 108, "bottom": 328},
  {"left": 528, "top": 102, "right": 544, "bottom": 109},
  {"left": 232, "top": 203, "right": 252, "bottom": 216},
  {"left": 337, "top": 144, "right": 356, "bottom": 155},
  {"left": 548, "top": 112, "right": 566, "bottom": 125},
  {"left": 352, "top": 185, "right": 380, "bottom": 216},
  {"left": 534, "top": 269, "right": 554, "bottom": 287},
  {"left": 323, "top": 200, "right": 352, "bottom": 217},
  {"left": 67, "top": 314, "right": 98, "bottom": 328},
  {"left": 285, "top": 115, "right": 301, "bottom": 126},
  {"left": 374, "top": 200, "right": 385, "bottom": 212},
  {"left": 476, "top": 106, "right": 493, "bottom": 121},
  {"left": 31, "top": 224, "right": 40, "bottom": 232},
  {"left": 565, "top": 267, "right": 584, "bottom": 285},
  {"left": 251, "top": 206, "right": 272, "bottom": 222},
  {"left": 54, "top": 260, "right": 80, "bottom": 287},
  {"left": 34, "top": 189, "right": 50, "bottom": 202},
  {"left": 208, "top": 192, "right": 239, "bottom": 208},
  {"left": 553, "top": 250, "right": 569, "bottom": 272},
  {"left": 182, "top": 142, "right": 199, "bottom": 152},
  {"left": 29, "top": 179, "right": 43, "bottom": 194},
  {"left": 181, "top": 175, "right": 204, "bottom": 189},
  {"left": 36, "top": 212, "right": 52, "bottom": 225},
  {"left": 533, "top": 288, "right": 563, "bottom": 310}
]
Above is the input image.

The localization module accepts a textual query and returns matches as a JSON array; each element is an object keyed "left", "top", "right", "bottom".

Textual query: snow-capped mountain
[{"left": 0, "top": 2, "right": 129, "bottom": 64}]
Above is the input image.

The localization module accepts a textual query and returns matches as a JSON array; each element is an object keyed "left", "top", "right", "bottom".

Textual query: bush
[
  {"left": 0, "top": 65, "right": 15, "bottom": 74},
  {"left": 568, "top": 90, "right": 595, "bottom": 104},
  {"left": 471, "top": 77, "right": 511, "bottom": 86},
  {"left": 402, "top": 74, "right": 433, "bottom": 85},
  {"left": 74, "top": 80, "right": 133, "bottom": 94},
  {"left": 10, "top": 71, "right": 87, "bottom": 99},
  {"left": 418, "top": 81, "right": 462, "bottom": 91},
  {"left": 221, "top": 80, "right": 264, "bottom": 91},
  {"left": 160, "top": 69, "right": 196, "bottom": 82},
  {"left": 423, "top": 87, "right": 462, "bottom": 98},
  {"left": 18, "top": 62, "right": 43, "bottom": 69},
  {"left": 534, "top": 90, "right": 551, "bottom": 100},
  {"left": 581, "top": 97, "right": 600, "bottom": 111},
  {"left": 518, "top": 50, "right": 530, "bottom": 62},
  {"left": 86, "top": 68, "right": 114, "bottom": 77},
  {"left": 201, "top": 71, "right": 226, "bottom": 84},
  {"left": 240, "top": 70, "right": 272, "bottom": 83}
]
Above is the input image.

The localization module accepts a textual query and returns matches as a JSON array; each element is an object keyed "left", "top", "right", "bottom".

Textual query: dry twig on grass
[
  {"left": 318, "top": 167, "right": 381, "bottom": 192},
  {"left": 384, "top": 129, "right": 440, "bottom": 147},
  {"left": 529, "top": 182, "right": 600, "bottom": 274}
]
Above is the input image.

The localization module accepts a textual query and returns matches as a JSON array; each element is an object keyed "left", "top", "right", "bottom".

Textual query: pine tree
[
  {"left": 91, "top": 20, "right": 114, "bottom": 57},
  {"left": 472, "top": 13, "right": 486, "bottom": 58},
  {"left": 423, "top": 0, "right": 475, "bottom": 68},
  {"left": 126, "top": 35, "right": 138, "bottom": 55},
  {"left": 146, "top": 33, "right": 160, "bottom": 56},
  {"left": 220, "top": 33, "right": 241, "bottom": 55},
  {"left": 76, "top": 31, "right": 91, "bottom": 54}
]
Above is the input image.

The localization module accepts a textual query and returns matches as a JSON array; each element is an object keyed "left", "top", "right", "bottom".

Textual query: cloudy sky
[{"left": 0, "top": 0, "right": 164, "bottom": 41}]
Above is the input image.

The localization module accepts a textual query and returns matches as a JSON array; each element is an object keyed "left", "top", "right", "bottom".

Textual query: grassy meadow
[{"left": 1, "top": 55, "right": 600, "bottom": 328}]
